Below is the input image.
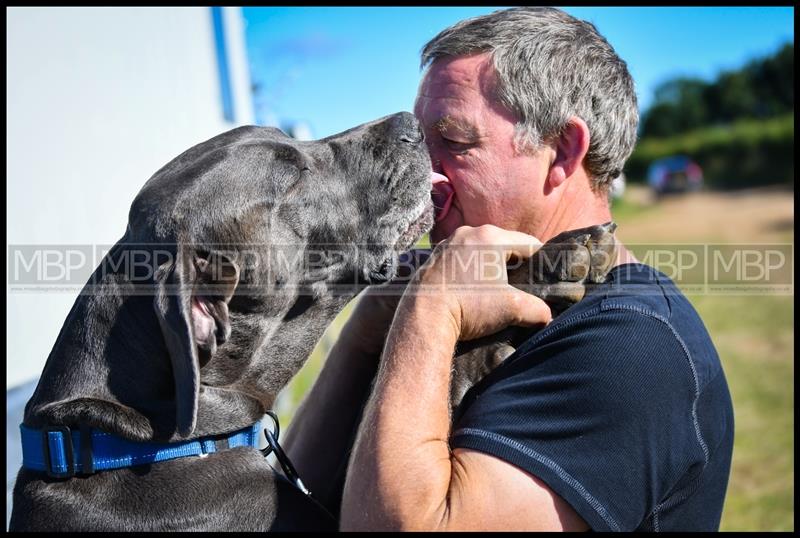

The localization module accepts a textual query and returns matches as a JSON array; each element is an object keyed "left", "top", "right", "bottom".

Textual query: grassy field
[
  {"left": 690, "top": 293, "right": 793, "bottom": 531},
  {"left": 276, "top": 185, "right": 794, "bottom": 531}
]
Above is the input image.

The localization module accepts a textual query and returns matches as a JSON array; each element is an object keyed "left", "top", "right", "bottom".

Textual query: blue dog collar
[{"left": 20, "top": 421, "right": 262, "bottom": 478}]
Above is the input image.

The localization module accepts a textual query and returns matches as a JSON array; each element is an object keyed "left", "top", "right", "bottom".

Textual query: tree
[
  {"left": 639, "top": 41, "right": 794, "bottom": 138},
  {"left": 642, "top": 77, "right": 709, "bottom": 137}
]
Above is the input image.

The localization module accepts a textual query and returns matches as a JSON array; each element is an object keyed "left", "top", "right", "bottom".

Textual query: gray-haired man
[{"left": 284, "top": 7, "right": 733, "bottom": 531}]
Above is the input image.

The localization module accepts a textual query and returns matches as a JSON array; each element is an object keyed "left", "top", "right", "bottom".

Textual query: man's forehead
[
  {"left": 425, "top": 53, "right": 496, "bottom": 90},
  {"left": 414, "top": 54, "right": 497, "bottom": 119},
  {"left": 414, "top": 81, "right": 485, "bottom": 137},
  {"left": 428, "top": 52, "right": 493, "bottom": 80}
]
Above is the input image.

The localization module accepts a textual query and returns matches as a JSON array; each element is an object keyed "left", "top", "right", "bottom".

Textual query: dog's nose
[{"left": 388, "top": 112, "right": 424, "bottom": 144}]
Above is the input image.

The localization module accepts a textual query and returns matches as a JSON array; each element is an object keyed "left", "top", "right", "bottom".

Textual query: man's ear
[
  {"left": 546, "top": 117, "right": 591, "bottom": 190},
  {"left": 153, "top": 246, "right": 240, "bottom": 438}
]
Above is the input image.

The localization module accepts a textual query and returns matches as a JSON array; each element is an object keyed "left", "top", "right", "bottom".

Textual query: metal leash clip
[{"left": 261, "top": 410, "right": 311, "bottom": 496}]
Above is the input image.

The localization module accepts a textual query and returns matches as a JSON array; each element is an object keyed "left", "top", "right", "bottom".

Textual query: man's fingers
[
  {"left": 505, "top": 287, "right": 553, "bottom": 328},
  {"left": 494, "top": 229, "right": 544, "bottom": 262},
  {"left": 452, "top": 225, "right": 543, "bottom": 261}
]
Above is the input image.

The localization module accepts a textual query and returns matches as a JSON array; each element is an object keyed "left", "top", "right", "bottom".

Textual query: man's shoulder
[
  {"left": 584, "top": 262, "right": 675, "bottom": 319},
  {"left": 519, "top": 263, "right": 680, "bottom": 349},
  {"left": 508, "top": 262, "right": 721, "bottom": 389},
  {"left": 539, "top": 262, "right": 712, "bottom": 351}
]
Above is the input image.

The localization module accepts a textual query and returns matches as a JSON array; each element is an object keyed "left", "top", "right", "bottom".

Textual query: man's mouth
[{"left": 431, "top": 172, "right": 454, "bottom": 223}]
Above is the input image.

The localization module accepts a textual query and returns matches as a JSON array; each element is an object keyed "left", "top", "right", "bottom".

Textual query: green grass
[
  {"left": 686, "top": 294, "right": 794, "bottom": 531},
  {"left": 609, "top": 194, "right": 656, "bottom": 222}
]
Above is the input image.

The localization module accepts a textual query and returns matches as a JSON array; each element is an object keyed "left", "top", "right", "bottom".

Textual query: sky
[{"left": 241, "top": 7, "right": 794, "bottom": 139}]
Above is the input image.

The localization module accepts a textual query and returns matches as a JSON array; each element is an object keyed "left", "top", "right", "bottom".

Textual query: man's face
[{"left": 414, "top": 53, "right": 552, "bottom": 244}]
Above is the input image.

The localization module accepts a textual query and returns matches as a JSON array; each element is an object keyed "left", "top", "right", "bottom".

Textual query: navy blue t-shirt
[{"left": 450, "top": 263, "right": 734, "bottom": 532}]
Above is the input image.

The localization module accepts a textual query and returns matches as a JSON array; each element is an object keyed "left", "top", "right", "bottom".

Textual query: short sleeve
[{"left": 450, "top": 308, "right": 708, "bottom": 532}]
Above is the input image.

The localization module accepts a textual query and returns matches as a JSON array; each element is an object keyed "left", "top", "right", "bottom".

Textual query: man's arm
[
  {"left": 340, "top": 293, "right": 587, "bottom": 530},
  {"left": 340, "top": 225, "right": 588, "bottom": 530}
]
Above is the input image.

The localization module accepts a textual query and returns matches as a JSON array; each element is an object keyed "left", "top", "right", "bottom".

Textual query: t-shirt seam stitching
[
  {"left": 451, "top": 427, "right": 621, "bottom": 532},
  {"left": 600, "top": 304, "right": 710, "bottom": 466},
  {"left": 600, "top": 301, "right": 713, "bottom": 538},
  {"left": 512, "top": 306, "right": 603, "bottom": 358},
  {"left": 647, "top": 268, "right": 674, "bottom": 319},
  {"left": 515, "top": 303, "right": 712, "bottom": 469},
  {"left": 502, "top": 288, "right": 714, "bottom": 529}
]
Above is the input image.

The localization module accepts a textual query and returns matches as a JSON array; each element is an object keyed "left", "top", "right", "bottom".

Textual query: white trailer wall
[{"left": 7, "top": 6, "right": 254, "bottom": 388}]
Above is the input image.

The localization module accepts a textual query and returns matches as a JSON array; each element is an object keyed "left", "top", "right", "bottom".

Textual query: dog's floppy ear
[{"left": 154, "top": 246, "right": 240, "bottom": 438}]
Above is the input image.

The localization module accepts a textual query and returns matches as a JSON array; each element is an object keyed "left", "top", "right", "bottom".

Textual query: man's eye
[{"left": 442, "top": 137, "right": 472, "bottom": 154}]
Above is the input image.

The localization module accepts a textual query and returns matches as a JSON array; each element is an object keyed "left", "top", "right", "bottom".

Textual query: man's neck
[
  {"left": 538, "top": 174, "right": 609, "bottom": 240},
  {"left": 536, "top": 173, "right": 638, "bottom": 267}
]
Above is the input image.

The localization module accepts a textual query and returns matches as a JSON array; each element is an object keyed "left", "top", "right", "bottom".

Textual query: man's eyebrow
[{"left": 432, "top": 116, "right": 481, "bottom": 140}]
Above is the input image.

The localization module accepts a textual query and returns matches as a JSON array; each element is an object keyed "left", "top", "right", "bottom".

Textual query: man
[{"left": 282, "top": 7, "right": 734, "bottom": 531}]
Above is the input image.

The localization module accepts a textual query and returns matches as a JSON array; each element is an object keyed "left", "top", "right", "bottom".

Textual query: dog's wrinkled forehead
[
  {"left": 249, "top": 129, "right": 346, "bottom": 192},
  {"left": 243, "top": 127, "right": 314, "bottom": 179}
]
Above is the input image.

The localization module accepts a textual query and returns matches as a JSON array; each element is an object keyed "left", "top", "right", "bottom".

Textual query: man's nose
[{"left": 387, "top": 112, "right": 424, "bottom": 145}]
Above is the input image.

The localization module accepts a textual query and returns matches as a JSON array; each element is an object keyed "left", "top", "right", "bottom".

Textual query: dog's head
[{"left": 128, "top": 112, "right": 435, "bottom": 437}]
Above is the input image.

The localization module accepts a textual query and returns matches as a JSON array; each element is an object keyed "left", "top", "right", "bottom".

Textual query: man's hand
[{"left": 407, "top": 224, "right": 553, "bottom": 342}]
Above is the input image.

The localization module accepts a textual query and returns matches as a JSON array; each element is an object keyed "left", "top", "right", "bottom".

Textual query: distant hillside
[
  {"left": 626, "top": 42, "right": 793, "bottom": 189},
  {"left": 639, "top": 42, "right": 793, "bottom": 138}
]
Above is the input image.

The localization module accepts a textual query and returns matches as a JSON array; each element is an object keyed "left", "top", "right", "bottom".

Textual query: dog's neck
[{"left": 23, "top": 266, "right": 357, "bottom": 443}]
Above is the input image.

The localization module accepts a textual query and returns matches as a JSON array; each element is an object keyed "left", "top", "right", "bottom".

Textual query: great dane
[{"left": 10, "top": 112, "right": 437, "bottom": 531}]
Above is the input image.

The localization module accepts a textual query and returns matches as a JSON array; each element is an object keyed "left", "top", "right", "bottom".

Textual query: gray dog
[{"left": 10, "top": 112, "right": 435, "bottom": 531}]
